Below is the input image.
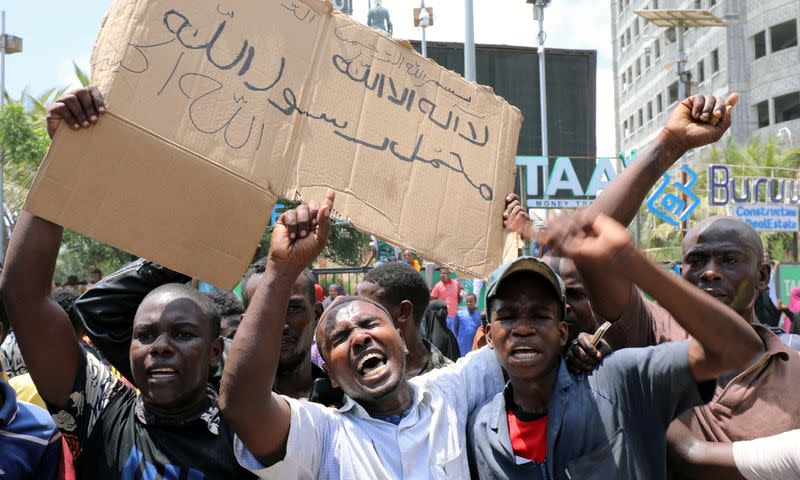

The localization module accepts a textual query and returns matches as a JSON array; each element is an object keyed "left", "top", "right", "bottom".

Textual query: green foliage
[
  {"left": 73, "top": 62, "right": 90, "bottom": 87},
  {"left": 55, "top": 230, "right": 133, "bottom": 284},
  {"left": 0, "top": 102, "right": 50, "bottom": 221},
  {"left": 638, "top": 137, "right": 800, "bottom": 262},
  {"left": 258, "top": 197, "right": 371, "bottom": 267}
]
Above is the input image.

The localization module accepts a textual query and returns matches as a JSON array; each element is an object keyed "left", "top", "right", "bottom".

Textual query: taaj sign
[{"left": 516, "top": 151, "right": 637, "bottom": 208}]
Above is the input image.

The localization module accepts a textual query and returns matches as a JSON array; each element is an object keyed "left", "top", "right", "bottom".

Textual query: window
[
  {"left": 656, "top": 93, "right": 664, "bottom": 114},
  {"left": 709, "top": 0, "right": 716, "bottom": 7},
  {"left": 668, "top": 81, "right": 679, "bottom": 104},
  {"left": 647, "top": 101, "right": 653, "bottom": 121},
  {"left": 626, "top": 28, "right": 631, "bottom": 46},
  {"left": 620, "top": 33, "right": 626, "bottom": 51},
  {"left": 629, "top": 115, "right": 634, "bottom": 133},
  {"left": 693, "top": 0, "right": 701, "bottom": 8},
  {"left": 775, "top": 92, "right": 800, "bottom": 123},
  {"left": 654, "top": 39, "right": 661, "bottom": 59},
  {"left": 621, "top": 73, "right": 626, "bottom": 90},
  {"left": 653, "top": 0, "right": 659, "bottom": 8},
  {"left": 623, "top": 119, "right": 629, "bottom": 137},
  {"left": 635, "top": 57, "right": 642, "bottom": 77},
  {"left": 638, "top": 108, "right": 644, "bottom": 128},
  {"left": 627, "top": 66, "right": 633, "bottom": 84},
  {"left": 645, "top": 51, "right": 651, "bottom": 69},
  {"left": 771, "top": 20, "right": 798, "bottom": 53},
  {"left": 696, "top": 59, "right": 705, "bottom": 84},
  {"left": 634, "top": 18, "right": 640, "bottom": 38},
  {"left": 665, "top": 28, "right": 676, "bottom": 44},
  {"left": 755, "top": 100, "right": 769, "bottom": 128},
  {"left": 754, "top": 31, "right": 767, "bottom": 59},
  {"left": 711, "top": 48, "right": 719, "bottom": 73}
]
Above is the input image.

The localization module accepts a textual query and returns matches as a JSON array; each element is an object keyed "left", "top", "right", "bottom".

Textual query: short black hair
[
  {"left": 241, "top": 257, "right": 316, "bottom": 308},
  {"left": 142, "top": 283, "right": 221, "bottom": 338},
  {"left": 206, "top": 290, "right": 244, "bottom": 317},
  {"left": 90, "top": 267, "right": 102, "bottom": 275},
  {"left": 53, "top": 288, "right": 82, "bottom": 334},
  {"left": 363, "top": 262, "right": 430, "bottom": 324}
]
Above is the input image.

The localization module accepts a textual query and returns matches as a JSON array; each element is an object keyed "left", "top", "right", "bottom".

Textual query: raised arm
[
  {"left": 544, "top": 213, "right": 763, "bottom": 382},
  {"left": 0, "top": 214, "right": 81, "bottom": 405},
  {"left": 588, "top": 93, "right": 738, "bottom": 227},
  {"left": 219, "top": 190, "right": 334, "bottom": 466},
  {"left": 588, "top": 94, "right": 739, "bottom": 323},
  {"left": 0, "top": 87, "right": 105, "bottom": 406}
]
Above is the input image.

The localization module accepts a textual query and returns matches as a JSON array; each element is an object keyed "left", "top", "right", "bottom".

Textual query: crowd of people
[{"left": 1, "top": 85, "right": 800, "bottom": 480}]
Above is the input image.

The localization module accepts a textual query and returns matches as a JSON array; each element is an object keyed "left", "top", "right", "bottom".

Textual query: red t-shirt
[
  {"left": 431, "top": 280, "right": 460, "bottom": 317},
  {"left": 507, "top": 409, "right": 547, "bottom": 463}
]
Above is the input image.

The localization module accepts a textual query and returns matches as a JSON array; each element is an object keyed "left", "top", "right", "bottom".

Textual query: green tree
[{"left": 638, "top": 137, "right": 800, "bottom": 262}]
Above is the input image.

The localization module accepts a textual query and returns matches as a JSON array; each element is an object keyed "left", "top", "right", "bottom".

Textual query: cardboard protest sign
[{"left": 26, "top": 0, "right": 523, "bottom": 288}]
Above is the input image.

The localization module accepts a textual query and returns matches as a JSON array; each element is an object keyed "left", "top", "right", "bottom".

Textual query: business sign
[
  {"left": 728, "top": 204, "right": 799, "bottom": 232},
  {"left": 516, "top": 151, "right": 635, "bottom": 208},
  {"left": 709, "top": 164, "right": 800, "bottom": 206},
  {"left": 778, "top": 263, "right": 800, "bottom": 306},
  {"left": 646, "top": 165, "right": 700, "bottom": 227}
]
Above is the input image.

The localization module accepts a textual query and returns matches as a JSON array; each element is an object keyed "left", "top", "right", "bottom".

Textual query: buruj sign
[
  {"left": 728, "top": 204, "right": 799, "bottom": 232},
  {"left": 645, "top": 165, "right": 701, "bottom": 227},
  {"left": 709, "top": 164, "right": 800, "bottom": 206}
]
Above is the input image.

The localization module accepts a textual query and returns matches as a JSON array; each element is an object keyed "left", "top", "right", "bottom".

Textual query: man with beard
[
  {"left": 0, "top": 87, "right": 256, "bottom": 478},
  {"left": 240, "top": 258, "right": 326, "bottom": 400},
  {"left": 468, "top": 212, "right": 763, "bottom": 479},
  {"left": 220, "top": 191, "right": 504, "bottom": 479}
]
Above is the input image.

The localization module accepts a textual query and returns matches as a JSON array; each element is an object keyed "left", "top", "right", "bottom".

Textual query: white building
[{"left": 611, "top": 0, "right": 800, "bottom": 156}]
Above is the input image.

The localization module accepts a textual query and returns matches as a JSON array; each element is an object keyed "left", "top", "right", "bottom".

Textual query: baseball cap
[{"left": 485, "top": 256, "right": 566, "bottom": 322}]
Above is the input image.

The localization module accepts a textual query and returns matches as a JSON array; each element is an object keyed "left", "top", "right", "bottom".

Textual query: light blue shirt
[{"left": 235, "top": 347, "right": 503, "bottom": 479}]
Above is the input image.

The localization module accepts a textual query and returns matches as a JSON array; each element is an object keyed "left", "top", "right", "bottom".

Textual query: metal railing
[{"left": 313, "top": 267, "right": 372, "bottom": 296}]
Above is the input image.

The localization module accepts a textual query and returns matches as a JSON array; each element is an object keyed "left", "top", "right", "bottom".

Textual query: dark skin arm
[
  {"left": 543, "top": 212, "right": 764, "bottom": 382},
  {"left": 219, "top": 190, "right": 335, "bottom": 466},
  {"left": 666, "top": 421, "right": 744, "bottom": 479},
  {"left": 504, "top": 94, "right": 740, "bottom": 324},
  {"left": 0, "top": 87, "right": 105, "bottom": 407}
]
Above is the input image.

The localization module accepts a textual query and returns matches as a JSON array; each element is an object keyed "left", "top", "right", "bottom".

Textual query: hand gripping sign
[{"left": 26, "top": 0, "right": 522, "bottom": 288}]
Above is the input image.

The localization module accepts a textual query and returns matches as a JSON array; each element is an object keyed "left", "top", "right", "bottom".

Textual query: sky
[{"left": 0, "top": 0, "right": 616, "bottom": 155}]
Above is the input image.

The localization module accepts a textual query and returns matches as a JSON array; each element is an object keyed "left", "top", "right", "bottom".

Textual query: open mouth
[
  {"left": 510, "top": 345, "right": 541, "bottom": 361},
  {"left": 703, "top": 288, "right": 730, "bottom": 301},
  {"left": 356, "top": 351, "right": 388, "bottom": 379},
  {"left": 147, "top": 367, "right": 178, "bottom": 379}
]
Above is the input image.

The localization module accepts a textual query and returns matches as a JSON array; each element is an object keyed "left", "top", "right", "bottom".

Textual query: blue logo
[
  {"left": 122, "top": 446, "right": 204, "bottom": 480},
  {"left": 646, "top": 165, "right": 700, "bottom": 227}
]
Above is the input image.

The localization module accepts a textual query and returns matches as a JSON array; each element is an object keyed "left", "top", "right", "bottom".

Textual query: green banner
[{"left": 777, "top": 263, "right": 800, "bottom": 305}]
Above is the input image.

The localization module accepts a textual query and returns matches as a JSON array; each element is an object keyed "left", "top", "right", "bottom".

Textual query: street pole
[
  {"left": 420, "top": 1, "right": 428, "bottom": 57},
  {"left": 464, "top": 0, "right": 476, "bottom": 81},
  {"left": 537, "top": 5, "right": 548, "bottom": 162},
  {"left": 676, "top": 24, "right": 688, "bottom": 238},
  {"left": 533, "top": 2, "right": 550, "bottom": 215},
  {"left": 0, "top": 11, "right": 6, "bottom": 262}
]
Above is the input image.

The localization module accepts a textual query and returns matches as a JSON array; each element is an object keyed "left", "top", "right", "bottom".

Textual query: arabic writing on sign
[
  {"left": 332, "top": 54, "right": 488, "bottom": 147},
  {"left": 332, "top": 28, "right": 472, "bottom": 103},
  {"left": 91, "top": 3, "right": 495, "bottom": 201}
]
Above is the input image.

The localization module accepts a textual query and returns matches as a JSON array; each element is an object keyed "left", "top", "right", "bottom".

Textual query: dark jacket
[{"left": 420, "top": 300, "right": 461, "bottom": 362}]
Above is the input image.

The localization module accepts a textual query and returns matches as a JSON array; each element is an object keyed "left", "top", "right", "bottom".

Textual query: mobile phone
[{"left": 590, "top": 321, "right": 613, "bottom": 347}]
